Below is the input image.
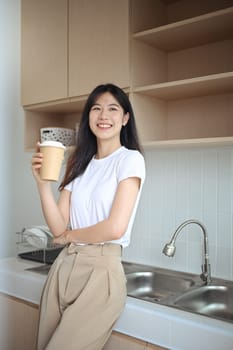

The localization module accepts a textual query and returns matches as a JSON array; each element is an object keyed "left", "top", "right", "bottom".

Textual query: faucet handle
[{"left": 201, "top": 263, "right": 211, "bottom": 284}]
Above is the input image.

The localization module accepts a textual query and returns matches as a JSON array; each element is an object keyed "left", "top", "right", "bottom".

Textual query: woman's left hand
[{"left": 53, "top": 231, "right": 72, "bottom": 245}]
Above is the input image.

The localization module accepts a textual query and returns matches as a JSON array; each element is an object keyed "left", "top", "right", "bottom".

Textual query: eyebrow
[{"left": 92, "top": 103, "right": 120, "bottom": 107}]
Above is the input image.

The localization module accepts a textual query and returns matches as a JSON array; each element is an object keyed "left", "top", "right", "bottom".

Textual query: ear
[{"left": 122, "top": 112, "right": 129, "bottom": 126}]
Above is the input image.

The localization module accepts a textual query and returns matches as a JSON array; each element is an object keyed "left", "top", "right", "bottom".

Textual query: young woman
[{"left": 32, "top": 83, "right": 146, "bottom": 350}]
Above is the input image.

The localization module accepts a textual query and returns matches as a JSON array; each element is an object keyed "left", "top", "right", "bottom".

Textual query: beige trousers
[{"left": 36, "top": 243, "right": 126, "bottom": 350}]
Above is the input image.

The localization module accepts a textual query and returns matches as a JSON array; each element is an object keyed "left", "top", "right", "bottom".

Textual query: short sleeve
[{"left": 117, "top": 151, "right": 146, "bottom": 186}]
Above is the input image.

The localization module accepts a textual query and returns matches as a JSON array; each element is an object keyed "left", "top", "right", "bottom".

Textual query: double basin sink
[
  {"left": 29, "top": 258, "right": 233, "bottom": 323},
  {"left": 122, "top": 261, "right": 233, "bottom": 324}
]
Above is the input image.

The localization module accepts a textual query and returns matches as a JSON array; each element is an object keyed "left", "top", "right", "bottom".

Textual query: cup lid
[{"left": 39, "top": 141, "right": 66, "bottom": 149}]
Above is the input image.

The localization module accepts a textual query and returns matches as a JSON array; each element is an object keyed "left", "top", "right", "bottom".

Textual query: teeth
[{"left": 98, "top": 124, "right": 111, "bottom": 128}]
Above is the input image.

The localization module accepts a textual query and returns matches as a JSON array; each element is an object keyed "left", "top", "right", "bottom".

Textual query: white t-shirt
[{"left": 65, "top": 146, "right": 146, "bottom": 247}]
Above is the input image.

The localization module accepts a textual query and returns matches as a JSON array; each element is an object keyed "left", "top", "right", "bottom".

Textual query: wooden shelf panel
[
  {"left": 143, "top": 136, "right": 233, "bottom": 149},
  {"left": 133, "top": 7, "right": 233, "bottom": 51},
  {"left": 133, "top": 72, "right": 233, "bottom": 100},
  {"left": 24, "top": 96, "right": 87, "bottom": 113}
]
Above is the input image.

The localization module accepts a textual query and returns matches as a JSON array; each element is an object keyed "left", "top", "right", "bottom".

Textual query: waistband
[{"left": 67, "top": 243, "right": 122, "bottom": 256}]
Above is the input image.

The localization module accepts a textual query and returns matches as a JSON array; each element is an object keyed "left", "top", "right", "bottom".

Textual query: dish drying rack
[{"left": 16, "top": 228, "right": 64, "bottom": 265}]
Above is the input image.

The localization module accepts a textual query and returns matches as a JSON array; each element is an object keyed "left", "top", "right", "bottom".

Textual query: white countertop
[{"left": 0, "top": 257, "right": 232, "bottom": 350}]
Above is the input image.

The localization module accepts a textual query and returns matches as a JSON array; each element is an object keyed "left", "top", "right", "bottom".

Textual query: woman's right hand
[{"left": 31, "top": 142, "right": 45, "bottom": 184}]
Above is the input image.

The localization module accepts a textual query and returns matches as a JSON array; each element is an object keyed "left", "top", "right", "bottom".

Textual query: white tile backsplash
[
  {"left": 123, "top": 146, "right": 233, "bottom": 281},
  {"left": 217, "top": 149, "right": 231, "bottom": 214}
]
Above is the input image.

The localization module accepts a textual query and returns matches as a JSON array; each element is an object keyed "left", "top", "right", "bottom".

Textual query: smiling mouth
[{"left": 97, "top": 123, "right": 112, "bottom": 129}]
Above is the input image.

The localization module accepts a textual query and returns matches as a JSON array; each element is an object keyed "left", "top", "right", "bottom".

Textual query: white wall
[
  {"left": 0, "top": 0, "right": 44, "bottom": 258},
  {"left": 1, "top": 1, "right": 232, "bottom": 281}
]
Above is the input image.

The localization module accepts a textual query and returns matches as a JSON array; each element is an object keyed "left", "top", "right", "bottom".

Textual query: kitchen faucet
[{"left": 162, "top": 219, "right": 211, "bottom": 284}]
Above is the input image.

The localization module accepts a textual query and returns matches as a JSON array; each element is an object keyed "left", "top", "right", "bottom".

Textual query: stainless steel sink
[
  {"left": 123, "top": 261, "right": 201, "bottom": 302},
  {"left": 26, "top": 260, "right": 233, "bottom": 323},
  {"left": 122, "top": 261, "right": 233, "bottom": 324},
  {"left": 126, "top": 271, "right": 196, "bottom": 302},
  {"left": 173, "top": 283, "right": 233, "bottom": 322}
]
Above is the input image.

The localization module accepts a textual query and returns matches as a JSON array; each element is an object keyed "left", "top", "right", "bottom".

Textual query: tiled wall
[{"left": 123, "top": 146, "right": 233, "bottom": 281}]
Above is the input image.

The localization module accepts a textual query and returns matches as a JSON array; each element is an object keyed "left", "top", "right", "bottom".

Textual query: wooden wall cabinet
[
  {"left": 21, "top": 0, "right": 130, "bottom": 150},
  {"left": 22, "top": 0, "right": 233, "bottom": 150},
  {"left": 21, "top": 0, "right": 129, "bottom": 105},
  {"left": 21, "top": 0, "right": 68, "bottom": 106},
  {"left": 69, "top": 0, "right": 129, "bottom": 97}
]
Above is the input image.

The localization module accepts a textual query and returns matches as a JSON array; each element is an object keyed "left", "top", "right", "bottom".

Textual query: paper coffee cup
[{"left": 39, "top": 141, "right": 66, "bottom": 181}]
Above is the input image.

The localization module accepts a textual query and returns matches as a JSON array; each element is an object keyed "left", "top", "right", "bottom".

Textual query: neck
[{"left": 95, "top": 140, "right": 122, "bottom": 159}]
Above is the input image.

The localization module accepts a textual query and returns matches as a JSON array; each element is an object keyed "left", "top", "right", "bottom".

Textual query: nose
[{"left": 99, "top": 108, "right": 108, "bottom": 119}]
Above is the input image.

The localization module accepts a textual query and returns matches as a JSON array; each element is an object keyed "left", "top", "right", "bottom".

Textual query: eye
[
  {"left": 109, "top": 107, "right": 118, "bottom": 111},
  {"left": 91, "top": 105, "right": 101, "bottom": 111}
]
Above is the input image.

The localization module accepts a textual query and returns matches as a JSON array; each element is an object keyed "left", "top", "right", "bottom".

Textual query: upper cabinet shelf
[
  {"left": 134, "top": 72, "right": 233, "bottom": 100},
  {"left": 143, "top": 136, "right": 233, "bottom": 150},
  {"left": 133, "top": 7, "right": 233, "bottom": 51}
]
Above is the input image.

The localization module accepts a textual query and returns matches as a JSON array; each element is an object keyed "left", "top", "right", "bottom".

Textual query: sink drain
[
  {"left": 141, "top": 296, "right": 161, "bottom": 303},
  {"left": 153, "top": 297, "right": 161, "bottom": 302}
]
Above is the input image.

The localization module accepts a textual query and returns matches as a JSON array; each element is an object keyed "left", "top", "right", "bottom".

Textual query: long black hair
[{"left": 59, "top": 83, "right": 142, "bottom": 190}]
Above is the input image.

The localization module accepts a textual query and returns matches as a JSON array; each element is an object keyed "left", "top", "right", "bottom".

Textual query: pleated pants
[{"left": 36, "top": 243, "right": 126, "bottom": 350}]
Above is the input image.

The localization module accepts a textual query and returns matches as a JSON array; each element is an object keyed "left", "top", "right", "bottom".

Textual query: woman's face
[{"left": 89, "top": 92, "right": 129, "bottom": 143}]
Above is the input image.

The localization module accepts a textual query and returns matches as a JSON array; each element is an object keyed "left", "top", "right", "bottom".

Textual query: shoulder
[
  {"left": 118, "top": 147, "right": 145, "bottom": 166},
  {"left": 116, "top": 147, "right": 146, "bottom": 183}
]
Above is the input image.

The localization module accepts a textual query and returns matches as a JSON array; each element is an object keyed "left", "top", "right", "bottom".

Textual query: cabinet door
[
  {"left": 103, "top": 331, "right": 146, "bottom": 350},
  {"left": 146, "top": 343, "right": 169, "bottom": 349},
  {"left": 0, "top": 293, "right": 39, "bottom": 350},
  {"left": 21, "top": 0, "right": 68, "bottom": 105},
  {"left": 69, "top": 0, "right": 130, "bottom": 97}
]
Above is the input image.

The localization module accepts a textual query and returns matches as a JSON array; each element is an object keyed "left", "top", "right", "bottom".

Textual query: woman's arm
[
  {"left": 31, "top": 145, "right": 70, "bottom": 236},
  {"left": 38, "top": 186, "right": 70, "bottom": 236},
  {"left": 53, "top": 176, "right": 140, "bottom": 244}
]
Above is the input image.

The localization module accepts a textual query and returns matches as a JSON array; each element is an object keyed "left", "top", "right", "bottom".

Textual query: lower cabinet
[
  {"left": 103, "top": 331, "right": 168, "bottom": 350},
  {"left": 0, "top": 293, "right": 39, "bottom": 350},
  {"left": 103, "top": 331, "right": 146, "bottom": 350},
  {"left": 146, "top": 343, "right": 169, "bottom": 350},
  {"left": 0, "top": 293, "right": 168, "bottom": 350}
]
